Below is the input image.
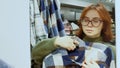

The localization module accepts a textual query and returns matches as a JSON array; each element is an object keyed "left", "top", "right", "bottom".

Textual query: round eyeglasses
[{"left": 80, "top": 17, "right": 103, "bottom": 27}]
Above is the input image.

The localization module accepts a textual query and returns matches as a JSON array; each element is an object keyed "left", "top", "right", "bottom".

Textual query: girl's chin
[{"left": 86, "top": 34, "right": 96, "bottom": 38}]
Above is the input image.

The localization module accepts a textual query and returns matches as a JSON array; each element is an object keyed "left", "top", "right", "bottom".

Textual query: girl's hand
[
  {"left": 54, "top": 36, "right": 79, "bottom": 51},
  {"left": 82, "top": 60, "right": 100, "bottom": 68}
]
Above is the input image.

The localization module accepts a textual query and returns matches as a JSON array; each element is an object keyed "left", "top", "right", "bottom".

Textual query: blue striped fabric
[
  {"left": 30, "top": 0, "right": 66, "bottom": 46},
  {"left": 42, "top": 37, "right": 115, "bottom": 68},
  {"left": 44, "top": 0, "right": 54, "bottom": 38},
  {"left": 39, "top": 0, "right": 66, "bottom": 38},
  {"left": 39, "top": 0, "right": 48, "bottom": 34},
  {"left": 40, "top": 0, "right": 46, "bottom": 19},
  {"left": 30, "top": 0, "right": 48, "bottom": 44},
  {"left": 53, "top": 0, "right": 66, "bottom": 36},
  {"left": 49, "top": 0, "right": 59, "bottom": 37},
  {"left": 48, "top": 0, "right": 66, "bottom": 37}
]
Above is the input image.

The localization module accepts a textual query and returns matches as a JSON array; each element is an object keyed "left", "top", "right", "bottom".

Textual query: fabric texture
[
  {"left": 31, "top": 37, "right": 57, "bottom": 68},
  {"left": 83, "top": 36, "right": 116, "bottom": 63},
  {"left": 30, "top": 0, "right": 48, "bottom": 46},
  {"left": 30, "top": 0, "right": 66, "bottom": 47},
  {"left": 42, "top": 37, "right": 115, "bottom": 68}
]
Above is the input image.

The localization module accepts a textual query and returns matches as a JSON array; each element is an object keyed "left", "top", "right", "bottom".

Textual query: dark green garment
[
  {"left": 83, "top": 36, "right": 103, "bottom": 43},
  {"left": 31, "top": 37, "right": 57, "bottom": 68}
]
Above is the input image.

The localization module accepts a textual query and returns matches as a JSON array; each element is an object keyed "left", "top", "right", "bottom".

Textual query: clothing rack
[{"left": 30, "top": 0, "right": 66, "bottom": 47}]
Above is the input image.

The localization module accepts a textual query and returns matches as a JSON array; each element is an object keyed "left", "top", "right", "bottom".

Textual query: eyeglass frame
[{"left": 80, "top": 17, "right": 103, "bottom": 27}]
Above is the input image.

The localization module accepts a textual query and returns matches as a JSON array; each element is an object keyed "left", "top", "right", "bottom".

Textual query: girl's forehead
[{"left": 85, "top": 10, "right": 100, "bottom": 19}]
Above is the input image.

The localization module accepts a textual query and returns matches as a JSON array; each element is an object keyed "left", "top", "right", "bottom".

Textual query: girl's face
[{"left": 82, "top": 9, "right": 103, "bottom": 38}]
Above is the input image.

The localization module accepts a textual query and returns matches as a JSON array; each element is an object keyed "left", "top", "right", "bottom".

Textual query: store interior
[{"left": 60, "top": 0, "right": 115, "bottom": 45}]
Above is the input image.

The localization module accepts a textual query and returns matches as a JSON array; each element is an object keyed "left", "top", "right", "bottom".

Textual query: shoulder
[
  {"left": 103, "top": 42, "right": 116, "bottom": 51},
  {"left": 103, "top": 42, "right": 116, "bottom": 61}
]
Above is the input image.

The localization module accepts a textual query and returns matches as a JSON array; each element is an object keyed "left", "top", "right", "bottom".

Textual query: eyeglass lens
[{"left": 81, "top": 17, "right": 102, "bottom": 27}]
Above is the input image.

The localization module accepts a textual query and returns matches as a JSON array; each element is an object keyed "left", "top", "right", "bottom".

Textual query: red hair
[{"left": 76, "top": 3, "right": 113, "bottom": 42}]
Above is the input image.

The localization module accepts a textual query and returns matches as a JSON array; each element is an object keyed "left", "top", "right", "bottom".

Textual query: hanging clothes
[
  {"left": 39, "top": 0, "right": 48, "bottom": 34},
  {"left": 30, "top": 0, "right": 36, "bottom": 47},
  {"left": 34, "top": 0, "right": 48, "bottom": 42},
  {"left": 30, "top": 0, "right": 48, "bottom": 46},
  {"left": 53, "top": 0, "right": 66, "bottom": 37},
  {"left": 30, "top": 0, "right": 66, "bottom": 47},
  {"left": 39, "top": 0, "right": 66, "bottom": 38}
]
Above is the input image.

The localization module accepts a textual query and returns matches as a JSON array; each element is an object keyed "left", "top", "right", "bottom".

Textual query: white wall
[
  {"left": 0, "top": 0, "right": 30, "bottom": 68},
  {"left": 116, "top": 0, "right": 120, "bottom": 68}
]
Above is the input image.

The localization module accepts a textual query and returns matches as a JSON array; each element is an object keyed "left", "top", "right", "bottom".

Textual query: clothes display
[{"left": 30, "top": 0, "right": 66, "bottom": 47}]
